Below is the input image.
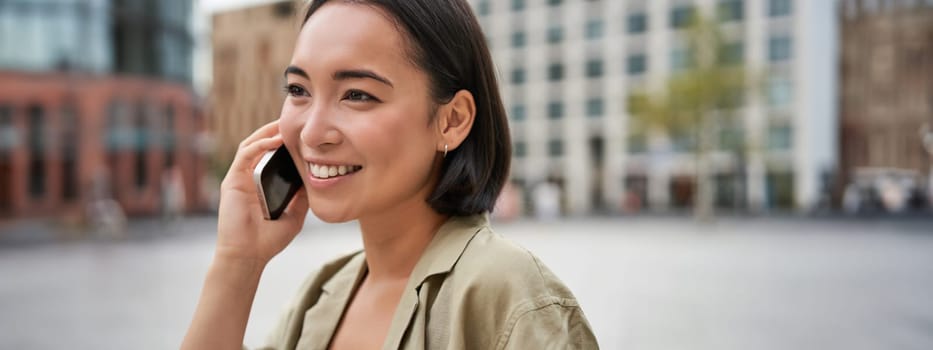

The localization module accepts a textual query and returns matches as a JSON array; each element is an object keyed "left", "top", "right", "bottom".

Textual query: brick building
[
  {"left": 209, "top": 1, "right": 301, "bottom": 164},
  {"left": 838, "top": 0, "right": 933, "bottom": 208},
  {"left": 0, "top": 0, "right": 208, "bottom": 221}
]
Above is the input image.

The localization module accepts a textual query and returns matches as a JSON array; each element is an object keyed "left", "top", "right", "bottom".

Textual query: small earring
[{"left": 444, "top": 144, "right": 448, "bottom": 158}]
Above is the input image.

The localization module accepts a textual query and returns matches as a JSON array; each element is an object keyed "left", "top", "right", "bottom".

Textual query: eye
[
  {"left": 344, "top": 89, "right": 380, "bottom": 103},
  {"left": 283, "top": 84, "right": 309, "bottom": 97}
]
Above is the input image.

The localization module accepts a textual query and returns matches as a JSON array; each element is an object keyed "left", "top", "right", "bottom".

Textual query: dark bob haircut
[{"left": 302, "top": 0, "right": 511, "bottom": 216}]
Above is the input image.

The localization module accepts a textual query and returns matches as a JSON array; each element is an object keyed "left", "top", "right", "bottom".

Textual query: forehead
[{"left": 293, "top": 3, "right": 414, "bottom": 74}]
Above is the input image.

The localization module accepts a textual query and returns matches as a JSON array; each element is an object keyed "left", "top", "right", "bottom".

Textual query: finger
[
  {"left": 238, "top": 120, "right": 281, "bottom": 150},
  {"left": 230, "top": 134, "right": 284, "bottom": 173}
]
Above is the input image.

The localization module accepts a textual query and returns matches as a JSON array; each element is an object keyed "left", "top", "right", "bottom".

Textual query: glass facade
[
  {"left": 0, "top": 0, "right": 192, "bottom": 82},
  {"left": 0, "top": 0, "right": 111, "bottom": 73}
]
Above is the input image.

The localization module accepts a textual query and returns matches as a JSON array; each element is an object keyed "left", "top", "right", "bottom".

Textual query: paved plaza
[{"left": 1, "top": 215, "right": 932, "bottom": 349}]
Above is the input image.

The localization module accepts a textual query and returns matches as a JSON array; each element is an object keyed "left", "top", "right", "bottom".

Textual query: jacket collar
[
  {"left": 408, "top": 214, "right": 488, "bottom": 286},
  {"left": 381, "top": 214, "right": 488, "bottom": 350}
]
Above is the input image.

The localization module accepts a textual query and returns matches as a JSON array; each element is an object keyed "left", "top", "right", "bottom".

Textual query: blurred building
[
  {"left": 0, "top": 0, "right": 208, "bottom": 221},
  {"left": 473, "top": 0, "right": 838, "bottom": 214},
  {"left": 838, "top": 0, "right": 933, "bottom": 211},
  {"left": 209, "top": 1, "right": 301, "bottom": 163}
]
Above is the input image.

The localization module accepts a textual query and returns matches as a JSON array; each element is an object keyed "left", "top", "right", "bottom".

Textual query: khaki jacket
[{"left": 254, "top": 215, "right": 599, "bottom": 349}]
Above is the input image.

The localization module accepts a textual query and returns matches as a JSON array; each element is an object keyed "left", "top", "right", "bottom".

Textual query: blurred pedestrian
[{"left": 182, "top": 1, "right": 598, "bottom": 349}]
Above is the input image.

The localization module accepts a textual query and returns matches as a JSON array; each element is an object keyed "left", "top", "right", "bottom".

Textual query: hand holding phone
[{"left": 253, "top": 145, "right": 304, "bottom": 220}]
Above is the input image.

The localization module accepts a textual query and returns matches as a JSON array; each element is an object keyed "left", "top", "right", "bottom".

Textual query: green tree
[{"left": 628, "top": 14, "right": 754, "bottom": 220}]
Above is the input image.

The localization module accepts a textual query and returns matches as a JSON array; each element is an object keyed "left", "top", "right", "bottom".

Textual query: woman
[{"left": 182, "top": 0, "right": 598, "bottom": 349}]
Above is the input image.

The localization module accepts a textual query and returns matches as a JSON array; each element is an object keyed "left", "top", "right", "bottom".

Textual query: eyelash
[
  {"left": 283, "top": 83, "right": 308, "bottom": 97},
  {"left": 282, "top": 84, "right": 380, "bottom": 103},
  {"left": 343, "top": 89, "right": 380, "bottom": 103}
]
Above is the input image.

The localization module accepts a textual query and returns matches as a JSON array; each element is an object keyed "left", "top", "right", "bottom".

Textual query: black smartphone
[{"left": 253, "top": 145, "right": 303, "bottom": 220}]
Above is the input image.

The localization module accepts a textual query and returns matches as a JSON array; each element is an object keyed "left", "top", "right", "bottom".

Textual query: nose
[{"left": 299, "top": 103, "right": 343, "bottom": 151}]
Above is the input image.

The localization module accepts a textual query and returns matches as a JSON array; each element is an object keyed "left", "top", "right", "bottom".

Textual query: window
[
  {"left": 547, "top": 25, "right": 564, "bottom": 44},
  {"left": 720, "top": 42, "right": 744, "bottom": 65},
  {"left": 767, "top": 125, "right": 792, "bottom": 150},
  {"left": 586, "top": 99, "right": 604, "bottom": 117},
  {"left": 511, "top": 0, "right": 525, "bottom": 11},
  {"left": 585, "top": 19, "right": 604, "bottom": 40},
  {"left": 769, "top": 35, "right": 792, "bottom": 62},
  {"left": 769, "top": 0, "right": 792, "bottom": 17},
  {"left": 478, "top": 0, "right": 491, "bottom": 16},
  {"left": 627, "top": 54, "right": 647, "bottom": 75},
  {"left": 628, "top": 13, "right": 648, "bottom": 34},
  {"left": 0, "top": 105, "right": 12, "bottom": 151},
  {"left": 511, "top": 68, "right": 526, "bottom": 84},
  {"left": 628, "top": 132, "right": 647, "bottom": 153},
  {"left": 766, "top": 172, "right": 794, "bottom": 209},
  {"left": 768, "top": 77, "right": 793, "bottom": 107},
  {"left": 511, "top": 104, "right": 526, "bottom": 121},
  {"left": 719, "top": 126, "right": 744, "bottom": 150},
  {"left": 61, "top": 104, "right": 79, "bottom": 200},
  {"left": 514, "top": 141, "right": 527, "bottom": 157},
  {"left": 547, "top": 102, "right": 564, "bottom": 119},
  {"left": 670, "top": 6, "right": 695, "bottom": 29},
  {"left": 585, "top": 59, "right": 603, "bottom": 78},
  {"left": 717, "top": 0, "right": 744, "bottom": 22},
  {"left": 27, "top": 105, "right": 44, "bottom": 198},
  {"left": 548, "top": 139, "right": 563, "bottom": 156},
  {"left": 511, "top": 31, "right": 526, "bottom": 48},
  {"left": 670, "top": 48, "right": 692, "bottom": 71},
  {"left": 671, "top": 130, "right": 696, "bottom": 152},
  {"left": 548, "top": 63, "right": 564, "bottom": 81},
  {"left": 164, "top": 104, "right": 175, "bottom": 167},
  {"left": 134, "top": 102, "right": 149, "bottom": 189}
]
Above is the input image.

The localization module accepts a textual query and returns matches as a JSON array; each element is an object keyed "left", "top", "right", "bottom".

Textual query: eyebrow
[
  {"left": 284, "top": 65, "right": 309, "bottom": 79},
  {"left": 284, "top": 65, "right": 394, "bottom": 88},
  {"left": 334, "top": 69, "right": 394, "bottom": 88}
]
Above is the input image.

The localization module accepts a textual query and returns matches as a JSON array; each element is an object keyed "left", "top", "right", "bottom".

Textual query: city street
[{"left": 2, "top": 216, "right": 933, "bottom": 349}]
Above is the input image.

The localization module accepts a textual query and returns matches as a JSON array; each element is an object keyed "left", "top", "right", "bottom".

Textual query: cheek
[{"left": 278, "top": 105, "right": 304, "bottom": 147}]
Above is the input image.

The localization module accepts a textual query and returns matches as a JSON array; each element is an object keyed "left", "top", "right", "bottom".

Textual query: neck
[{"left": 358, "top": 200, "right": 448, "bottom": 282}]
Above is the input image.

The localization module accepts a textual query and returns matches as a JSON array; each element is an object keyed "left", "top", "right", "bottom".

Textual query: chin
[{"left": 308, "top": 205, "right": 357, "bottom": 224}]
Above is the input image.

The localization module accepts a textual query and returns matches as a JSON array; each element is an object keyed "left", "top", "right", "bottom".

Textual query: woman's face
[{"left": 279, "top": 3, "right": 441, "bottom": 222}]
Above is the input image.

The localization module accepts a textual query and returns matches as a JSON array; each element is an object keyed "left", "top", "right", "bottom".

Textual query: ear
[{"left": 435, "top": 89, "right": 476, "bottom": 154}]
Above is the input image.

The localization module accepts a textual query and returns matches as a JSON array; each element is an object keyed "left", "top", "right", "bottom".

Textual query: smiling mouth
[{"left": 309, "top": 163, "right": 362, "bottom": 179}]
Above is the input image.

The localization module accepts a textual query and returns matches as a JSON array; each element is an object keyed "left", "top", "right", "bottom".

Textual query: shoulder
[
  {"left": 444, "top": 225, "right": 599, "bottom": 349},
  {"left": 454, "top": 224, "right": 574, "bottom": 300}
]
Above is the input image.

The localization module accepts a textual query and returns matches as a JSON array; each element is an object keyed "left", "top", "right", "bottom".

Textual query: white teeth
[{"left": 309, "top": 163, "right": 361, "bottom": 179}]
